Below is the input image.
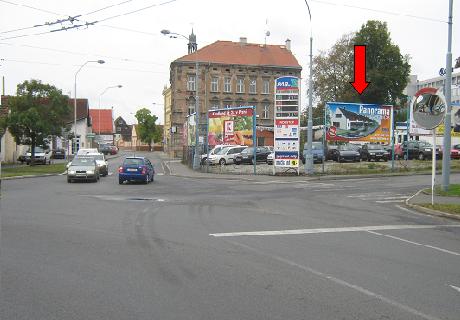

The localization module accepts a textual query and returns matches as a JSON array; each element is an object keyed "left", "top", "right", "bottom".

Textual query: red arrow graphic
[{"left": 350, "top": 45, "right": 370, "bottom": 95}]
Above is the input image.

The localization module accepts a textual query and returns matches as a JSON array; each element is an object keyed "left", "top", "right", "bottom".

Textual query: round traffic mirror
[{"left": 412, "top": 87, "right": 446, "bottom": 129}]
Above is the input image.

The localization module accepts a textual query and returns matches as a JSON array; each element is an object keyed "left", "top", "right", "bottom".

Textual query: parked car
[
  {"left": 110, "top": 145, "right": 118, "bottom": 155},
  {"left": 360, "top": 144, "right": 388, "bottom": 162},
  {"left": 85, "top": 153, "right": 109, "bottom": 176},
  {"left": 118, "top": 157, "right": 154, "bottom": 184},
  {"left": 400, "top": 141, "right": 441, "bottom": 160},
  {"left": 98, "top": 144, "right": 112, "bottom": 155},
  {"left": 25, "top": 146, "right": 52, "bottom": 165},
  {"left": 67, "top": 157, "right": 100, "bottom": 183},
  {"left": 76, "top": 148, "right": 99, "bottom": 156},
  {"left": 330, "top": 144, "right": 361, "bottom": 162},
  {"left": 201, "top": 144, "right": 243, "bottom": 165},
  {"left": 51, "top": 148, "right": 66, "bottom": 159},
  {"left": 303, "top": 142, "right": 325, "bottom": 163},
  {"left": 326, "top": 145, "right": 339, "bottom": 161},
  {"left": 234, "top": 146, "right": 272, "bottom": 165},
  {"left": 451, "top": 144, "right": 460, "bottom": 159},
  {"left": 208, "top": 146, "right": 247, "bottom": 165}
]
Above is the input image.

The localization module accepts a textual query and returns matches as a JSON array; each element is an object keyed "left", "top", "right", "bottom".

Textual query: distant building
[
  {"left": 163, "top": 33, "right": 302, "bottom": 158},
  {"left": 114, "top": 116, "right": 132, "bottom": 148}
]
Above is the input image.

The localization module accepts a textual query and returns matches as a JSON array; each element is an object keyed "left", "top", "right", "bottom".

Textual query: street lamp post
[
  {"left": 161, "top": 28, "right": 200, "bottom": 170},
  {"left": 98, "top": 85, "right": 122, "bottom": 144},
  {"left": 304, "top": 0, "right": 314, "bottom": 175},
  {"left": 73, "top": 59, "right": 105, "bottom": 155}
]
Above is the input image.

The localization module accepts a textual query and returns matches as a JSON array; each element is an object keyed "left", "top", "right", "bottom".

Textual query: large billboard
[
  {"left": 207, "top": 107, "right": 255, "bottom": 146},
  {"left": 326, "top": 102, "right": 393, "bottom": 144},
  {"left": 274, "top": 76, "right": 300, "bottom": 168}
]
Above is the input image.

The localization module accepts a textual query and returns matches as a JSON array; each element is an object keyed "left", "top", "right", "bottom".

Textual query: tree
[
  {"left": 6, "top": 79, "right": 70, "bottom": 165},
  {"left": 135, "top": 108, "right": 161, "bottom": 151},
  {"left": 312, "top": 21, "right": 411, "bottom": 106}
]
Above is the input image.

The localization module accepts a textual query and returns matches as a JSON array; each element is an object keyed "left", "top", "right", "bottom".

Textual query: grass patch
[
  {"left": 424, "top": 184, "right": 460, "bottom": 197},
  {"left": 1, "top": 163, "right": 67, "bottom": 178},
  {"left": 419, "top": 203, "right": 460, "bottom": 215}
]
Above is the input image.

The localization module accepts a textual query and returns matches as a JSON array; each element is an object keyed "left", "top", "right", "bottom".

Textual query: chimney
[
  {"left": 285, "top": 39, "right": 291, "bottom": 51},
  {"left": 239, "top": 37, "right": 247, "bottom": 45}
]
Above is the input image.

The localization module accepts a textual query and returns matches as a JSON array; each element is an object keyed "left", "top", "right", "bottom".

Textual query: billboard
[
  {"left": 326, "top": 102, "right": 393, "bottom": 144},
  {"left": 207, "top": 107, "right": 255, "bottom": 146},
  {"left": 436, "top": 105, "right": 460, "bottom": 137},
  {"left": 186, "top": 113, "right": 196, "bottom": 146},
  {"left": 274, "top": 76, "right": 300, "bottom": 168}
]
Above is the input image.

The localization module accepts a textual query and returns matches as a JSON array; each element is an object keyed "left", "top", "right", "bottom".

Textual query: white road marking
[
  {"left": 395, "top": 205, "right": 429, "bottom": 217},
  {"left": 367, "top": 231, "right": 460, "bottom": 256},
  {"left": 156, "top": 173, "right": 164, "bottom": 176},
  {"left": 382, "top": 196, "right": 411, "bottom": 200},
  {"left": 449, "top": 285, "right": 460, "bottom": 293},
  {"left": 227, "top": 240, "right": 442, "bottom": 320},
  {"left": 209, "top": 224, "right": 460, "bottom": 237},
  {"left": 157, "top": 199, "right": 165, "bottom": 202},
  {"left": 375, "top": 200, "right": 406, "bottom": 203}
]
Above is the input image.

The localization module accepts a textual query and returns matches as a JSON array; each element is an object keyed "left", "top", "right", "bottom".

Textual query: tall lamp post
[
  {"left": 161, "top": 28, "right": 200, "bottom": 170},
  {"left": 73, "top": 59, "right": 105, "bottom": 154},
  {"left": 304, "top": 0, "right": 314, "bottom": 175},
  {"left": 98, "top": 85, "right": 122, "bottom": 145}
]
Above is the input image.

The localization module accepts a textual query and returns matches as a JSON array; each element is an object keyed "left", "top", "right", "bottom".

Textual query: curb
[
  {"left": 1, "top": 172, "right": 66, "bottom": 180},
  {"left": 405, "top": 189, "right": 460, "bottom": 221}
]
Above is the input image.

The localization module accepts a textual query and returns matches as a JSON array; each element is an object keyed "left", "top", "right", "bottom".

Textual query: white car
[
  {"left": 201, "top": 144, "right": 244, "bottom": 164},
  {"left": 267, "top": 152, "right": 275, "bottom": 165},
  {"left": 208, "top": 146, "right": 247, "bottom": 165},
  {"left": 25, "top": 147, "right": 52, "bottom": 165},
  {"left": 76, "top": 148, "right": 99, "bottom": 156}
]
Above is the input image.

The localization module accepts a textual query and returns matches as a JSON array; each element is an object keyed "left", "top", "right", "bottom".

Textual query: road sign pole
[{"left": 432, "top": 129, "right": 436, "bottom": 205}]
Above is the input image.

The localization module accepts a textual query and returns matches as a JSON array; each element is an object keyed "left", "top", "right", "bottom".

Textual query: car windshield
[
  {"left": 338, "top": 145, "right": 354, "bottom": 151},
  {"left": 312, "top": 142, "right": 323, "bottom": 150},
  {"left": 29, "top": 147, "right": 45, "bottom": 153},
  {"left": 367, "top": 144, "right": 382, "bottom": 150},
  {"left": 71, "top": 158, "right": 94, "bottom": 166},
  {"left": 123, "top": 158, "right": 144, "bottom": 166},
  {"left": 217, "top": 147, "right": 230, "bottom": 155},
  {"left": 88, "top": 154, "right": 104, "bottom": 161}
]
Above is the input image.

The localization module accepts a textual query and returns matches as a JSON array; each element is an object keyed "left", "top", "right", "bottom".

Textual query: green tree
[
  {"left": 135, "top": 108, "right": 161, "bottom": 151},
  {"left": 312, "top": 20, "right": 411, "bottom": 106},
  {"left": 6, "top": 79, "right": 70, "bottom": 165}
]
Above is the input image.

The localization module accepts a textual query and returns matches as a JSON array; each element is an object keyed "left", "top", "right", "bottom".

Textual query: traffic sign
[{"left": 86, "top": 133, "right": 96, "bottom": 138}]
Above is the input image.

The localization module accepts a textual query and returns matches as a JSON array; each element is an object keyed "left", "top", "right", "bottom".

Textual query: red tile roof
[
  {"left": 175, "top": 41, "right": 301, "bottom": 68},
  {"left": 89, "top": 109, "right": 113, "bottom": 134}
]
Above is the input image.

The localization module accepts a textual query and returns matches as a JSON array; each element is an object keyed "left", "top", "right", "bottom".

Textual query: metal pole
[
  {"left": 322, "top": 104, "right": 326, "bottom": 173},
  {"left": 391, "top": 106, "right": 395, "bottom": 171},
  {"left": 193, "top": 55, "right": 200, "bottom": 170},
  {"left": 406, "top": 98, "right": 410, "bottom": 161},
  {"left": 441, "top": 0, "right": 454, "bottom": 191},
  {"left": 253, "top": 107, "right": 257, "bottom": 175},
  {"left": 206, "top": 110, "right": 210, "bottom": 173},
  {"left": 432, "top": 129, "right": 436, "bottom": 205},
  {"left": 304, "top": 0, "right": 314, "bottom": 175},
  {"left": 74, "top": 72, "right": 78, "bottom": 156}
]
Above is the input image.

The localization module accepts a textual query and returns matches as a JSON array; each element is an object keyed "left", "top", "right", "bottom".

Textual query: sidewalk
[{"left": 406, "top": 189, "right": 460, "bottom": 221}]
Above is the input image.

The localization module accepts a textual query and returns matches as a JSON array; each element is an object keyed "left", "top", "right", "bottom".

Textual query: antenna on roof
[{"left": 264, "top": 19, "right": 270, "bottom": 46}]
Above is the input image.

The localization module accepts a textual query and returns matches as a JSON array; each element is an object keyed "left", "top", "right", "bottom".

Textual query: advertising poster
[
  {"left": 207, "top": 107, "right": 254, "bottom": 146},
  {"left": 436, "top": 106, "right": 460, "bottom": 137},
  {"left": 186, "top": 113, "right": 196, "bottom": 146},
  {"left": 274, "top": 76, "right": 300, "bottom": 168},
  {"left": 326, "top": 102, "right": 393, "bottom": 144}
]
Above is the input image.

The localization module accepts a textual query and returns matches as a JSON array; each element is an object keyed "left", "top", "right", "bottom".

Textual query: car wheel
[
  {"left": 403, "top": 153, "right": 408, "bottom": 161},
  {"left": 201, "top": 158, "right": 207, "bottom": 165},
  {"left": 418, "top": 153, "right": 425, "bottom": 160},
  {"left": 395, "top": 154, "right": 400, "bottom": 160},
  {"left": 145, "top": 175, "right": 149, "bottom": 184},
  {"left": 219, "top": 158, "right": 226, "bottom": 166},
  {"left": 67, "top": 177, "right": 72, "bottom": 183},
  {"left": 119, "top": 178, "right": 124, "bottom": 185}
]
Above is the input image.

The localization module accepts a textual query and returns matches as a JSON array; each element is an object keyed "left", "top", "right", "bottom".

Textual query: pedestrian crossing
[{"left": 347, "top": 192, "right": 410, "bottom": 204}]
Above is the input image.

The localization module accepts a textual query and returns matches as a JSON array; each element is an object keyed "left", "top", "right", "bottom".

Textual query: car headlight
[
  {"left": 425, "top": 148, "right": 431, "bottom": 151},
  {"left": 68, "top": 170, "right": 76, "bottom": 174},
  {"left": 87, "top": 170, "right": 94, "bottom": 174},
  {"left": 370, "top": 152, "right": 375, "bottom": 155}
]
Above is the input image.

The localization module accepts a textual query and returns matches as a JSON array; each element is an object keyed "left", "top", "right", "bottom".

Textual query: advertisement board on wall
[
  {"left": 435, "top": 105, "right": 460, "bottom": 137},
  {"left": 207, "top": 107, "right": 255, "bottom": 146},
  {"left": 274, "top": 76, "right": 300, "bottom": 169},
  {"left": 326, "top": 102, "right": 393, "bottom": 144},
  {"left": 186, "top": 113, "right": 196, "bottom": 146}
]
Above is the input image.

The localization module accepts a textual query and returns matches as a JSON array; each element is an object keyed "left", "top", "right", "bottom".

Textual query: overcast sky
[{"left": 0, "top": 0, "right": 458, "bottom": 125}]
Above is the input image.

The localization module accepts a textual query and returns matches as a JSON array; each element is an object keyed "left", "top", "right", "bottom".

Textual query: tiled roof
[
  {"left": 66, "top": 99, "right": 89, "bottom": 123},
  {"left": 339, "top": 108, "right": 372, "bottom": 122},
  {"left": 89, "top": 109, "right": 113, "bottom": 134},
  {"left": 175, "top": 41, "right": 301, "bottom": 68}
]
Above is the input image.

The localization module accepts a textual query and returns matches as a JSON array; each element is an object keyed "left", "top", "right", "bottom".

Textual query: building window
[
  {"left": 224, "top": 102, "right": 232, "bottom": 108},
  {"left": 187, "top": 75, "right": 196, "bottom": 91},
  {"left": 249, "top": 78, "right": 257, "bottom": 94},
  {"left": 211, "top": 77, "right": 219, "bottom": 92},
  {"left": 263, "top": 104, "right": 270, "bottom": 118},
  {"left": 263, "top": 79, "right": 270, "bottom": 94},
  {"left": 236, "top": 78, "right": 244, "bottom": 93},
  {"left": 210, "top": 102, "right": 220, "bottom": 109},
  {"left": 335, "top": 114, "right": 342, "bottom": 118},
  {"left": 188, "top": 102, "right": 195, "bottom": 115},
  {"left": 333, "top": 122, "right": 340, "bottom": 128},
  {"left": 224, "top": 77, "right": 231, "bottom": 93}
]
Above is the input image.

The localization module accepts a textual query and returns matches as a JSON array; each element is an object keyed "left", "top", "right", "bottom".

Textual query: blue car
[{"left": 118, "top": 157, "right": 155, "bottom": 184}]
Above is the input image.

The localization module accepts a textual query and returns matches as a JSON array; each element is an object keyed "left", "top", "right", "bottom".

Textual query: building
[
  {"left": 89, "top": 108, "right": 114, "bottom": 145},
  {"left": 163, "top": 33, "right": 302, "bottom": 158},
  {"left": 163, "top": 86, "right": 174, "bottom": 157},
  {"left": 415, "top": 71, "right": 460, "bottom": 105},
  {"left": 114, "top": 116, "right": 132, "bottom": 148},
  {"left": 66, "top": 98, "right": 92, "bottom": 154}
]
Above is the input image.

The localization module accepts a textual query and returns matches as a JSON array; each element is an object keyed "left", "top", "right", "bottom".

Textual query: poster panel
[
  {"left": 207, "top": 107, "right": 254, "bottom": 146},
  {"left": 326, "top": 102, "right": 393, "bottom": 144}
]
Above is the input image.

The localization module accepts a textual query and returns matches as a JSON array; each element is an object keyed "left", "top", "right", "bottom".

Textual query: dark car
[
  {"left": 99, "top": 144, "right": 112, "bottom": 155},
  {"left": 330, "top": 144, "right": 361, "bottom": 162},
  {"left": 234, "top": 146, "right": 272, "bottom": 164},
  {"left": 118, "top": 157, "right": 154, "bottom": 184},
  {"left": 326, "top": 145, "right": 338, "bottom": 161},
  {"left": 400, "top": 141, "right": 441, "bottom": 160},
  {"left": 361, "top": 144, "right": 389, "bottom": 162},
  {"left": 303, "top": 142, "right": 325, "bottom": 163},
  {"left": 51, "top": 148, "right": 66, "bottom": 159}
]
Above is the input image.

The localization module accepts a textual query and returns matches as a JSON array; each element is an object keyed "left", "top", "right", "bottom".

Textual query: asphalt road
[{"left": 1, "top": 151, "right": 460, "bottom": 320}]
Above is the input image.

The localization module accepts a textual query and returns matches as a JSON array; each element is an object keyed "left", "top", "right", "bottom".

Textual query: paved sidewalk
[{"left": 406, "top": 189, "right": 460, "bottom": 221}]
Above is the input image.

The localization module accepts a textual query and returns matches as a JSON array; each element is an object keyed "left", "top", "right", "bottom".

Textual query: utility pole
[{"left": 441, "top": 0, "right": 454, "bottom": 191}]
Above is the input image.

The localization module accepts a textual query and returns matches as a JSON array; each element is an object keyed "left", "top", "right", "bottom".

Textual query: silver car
[
  {"left": 85, "top": 153, "right": 109, "bottom": 176},
  {"left": 67, "top": 157, "right": 100, "bottom": 183}
]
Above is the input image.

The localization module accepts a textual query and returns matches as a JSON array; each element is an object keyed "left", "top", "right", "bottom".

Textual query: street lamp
[
  {"left": 304, "top": 0, "right": 314, "bottom": 175},
  {"left": 98, "top": 85, "right": 122, "bottom": 138},
  {"left": 161, "top": 28, "right": 200, "bottom": 170},
  {"left": 73, "top": 59, "right": 105, "bottom": 154}
]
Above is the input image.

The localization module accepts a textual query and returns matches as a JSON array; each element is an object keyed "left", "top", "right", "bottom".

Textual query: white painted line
[
  {"left": 383, "top": 234, "right": 423, "bottom": 246},
  {"left": 375, "top": 200, "right": 406, "bottom": 203},
  {"left": 209, "top": 224, "right": 460, "bottom": 237},
  {"left": 381, "top": 196, "right": 411, "bottom": 200},
  {"left": 449, "top": 285, "right": 460, "bottom": 293},
  {"left": 395, "top": 205, "right": 428, "bottom": 217},
  {"left": 424, "top": 245, "right": 460, "bottom": 256},
  {"left": 157, "top": 199, "right": 165, "bottom": 202},
  {"left": 227, "top": 240, "right": 442, "bottom": 320},
  {"left": 156, "top": 173, "right": 164, "bottom": 176}
]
